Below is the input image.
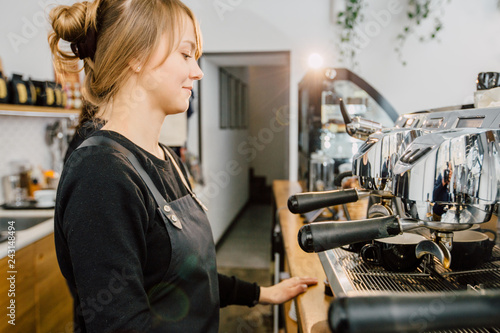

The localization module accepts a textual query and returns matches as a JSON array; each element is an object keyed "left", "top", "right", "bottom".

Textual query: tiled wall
[{"left": 0, "top": 115, "right": 73, "bottom": 204}]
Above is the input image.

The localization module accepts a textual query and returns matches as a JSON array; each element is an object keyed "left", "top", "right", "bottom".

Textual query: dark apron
[{"left": 79, "top": 136, "right": 219, "bottom": 333}]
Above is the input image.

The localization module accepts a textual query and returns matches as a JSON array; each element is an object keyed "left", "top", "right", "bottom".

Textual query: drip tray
[{"left": 319, "top": 246, "right": 500, "bottom": 333}]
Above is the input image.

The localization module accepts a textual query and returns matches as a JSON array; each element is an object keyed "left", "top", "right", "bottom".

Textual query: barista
[
  {"left": 49, "top": 1, "right": 317, "bottom": 332},
  {"left": 432, "top": 162, "right": 453, "bottom": 220}
]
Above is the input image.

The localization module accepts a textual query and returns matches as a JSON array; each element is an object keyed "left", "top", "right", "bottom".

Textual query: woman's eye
[{"left": 183, "top": 53, "right": 192, "bottom": 59}]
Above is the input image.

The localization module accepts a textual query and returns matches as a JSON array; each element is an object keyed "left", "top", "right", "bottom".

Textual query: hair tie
[{"left": 71, "top": 26, "right": 97, "bottom": 60}]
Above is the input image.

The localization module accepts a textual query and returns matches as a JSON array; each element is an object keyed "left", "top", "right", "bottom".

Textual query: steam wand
[{"left": 338, "top": 98, "right": 383, "bottom": 140}]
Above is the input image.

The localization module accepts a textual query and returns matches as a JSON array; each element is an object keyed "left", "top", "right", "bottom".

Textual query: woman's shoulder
[
  {"left": 64, "top": 141, "right": 132, "bottom": 173},
  {"left": 64, "top": 130, "right": 149, "bottom": 173},
  {"left": 60, "top": 138, "right": 144, "bottom": 195}
]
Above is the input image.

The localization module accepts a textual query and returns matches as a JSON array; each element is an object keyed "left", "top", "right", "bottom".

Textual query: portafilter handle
[
  {"left": 329, "top": 291, "right": 500, "bottom": 333},
  {"left": 298, "top": 215, "right": 402, "bottom": 253},
  {"left": 288, "top": 189, "right": 368, "bottom": 214}
]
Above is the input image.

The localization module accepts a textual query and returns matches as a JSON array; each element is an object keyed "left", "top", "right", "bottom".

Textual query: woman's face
[{"left": 142, "top": 17, "right": 203, "bottom": 115}]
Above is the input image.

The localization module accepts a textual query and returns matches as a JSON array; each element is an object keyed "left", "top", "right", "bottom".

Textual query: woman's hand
[{"left": 259, "top": 276, "right": 318, "bottom": 305}]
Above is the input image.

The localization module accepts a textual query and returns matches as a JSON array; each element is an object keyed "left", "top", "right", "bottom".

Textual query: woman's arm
[{"left": 58, "top": 150, "right": 155, "bottom": 332}]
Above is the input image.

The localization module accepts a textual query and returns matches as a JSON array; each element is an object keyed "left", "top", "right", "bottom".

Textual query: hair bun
[{"left": 50, "top": 2, "right": 89, "bottom": 43}]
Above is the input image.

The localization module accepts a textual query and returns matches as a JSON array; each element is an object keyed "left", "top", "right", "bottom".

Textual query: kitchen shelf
[{"left": 0, "top": 103, "right": 80, "bottom": 118}]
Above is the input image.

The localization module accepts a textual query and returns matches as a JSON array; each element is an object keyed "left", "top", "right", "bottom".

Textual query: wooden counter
[{"left": 273, "top": 180, "right": 332, "bottom": 333}]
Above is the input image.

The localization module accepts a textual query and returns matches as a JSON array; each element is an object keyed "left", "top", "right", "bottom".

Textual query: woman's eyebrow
[{"left": 180, "top": 40, "right": 196, "bottom": 51}]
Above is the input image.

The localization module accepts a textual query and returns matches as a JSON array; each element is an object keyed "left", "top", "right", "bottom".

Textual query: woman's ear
[{"left": 129, "top": 59, "right": 142, "bottom": 73}]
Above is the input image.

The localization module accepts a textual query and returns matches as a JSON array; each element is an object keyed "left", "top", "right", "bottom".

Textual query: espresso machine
[{"left": 288, "top": 103, "right": 500, "bottom": 332}]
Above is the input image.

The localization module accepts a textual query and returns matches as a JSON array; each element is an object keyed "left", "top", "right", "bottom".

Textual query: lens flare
[{"left": 308, "top": 53, "right": 323, "bottom": 69}]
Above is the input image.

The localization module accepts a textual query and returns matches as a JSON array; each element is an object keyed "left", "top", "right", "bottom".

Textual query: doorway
[{"left": 197, "top": 51, "right": 291, "bottom": 203}]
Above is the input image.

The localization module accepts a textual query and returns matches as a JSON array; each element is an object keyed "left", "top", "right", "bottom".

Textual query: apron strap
[
  {"left": 78, "top": 136, "right": 183, "bottom": 229},
  {"left": 162, "top": 147, "right": 208, "bottom": 212}
]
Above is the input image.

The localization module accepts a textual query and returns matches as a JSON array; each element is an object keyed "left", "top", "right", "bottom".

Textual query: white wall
[
  {"left": 1, "top": 0, "right": 75, "bottom": 80},
  {"left": 349, "top": 1, "right": 500, "bottom": 113},
  {"left": 248, "top": 65, "right": 289, "bottom": 185},
  {"left": 197, "top": 58, "right": 250, "bottom": 243},
  {"left": 0, "top": 115, "right": 71, "bottom": 204},
  {"left": 184, "top": 0, "right": 500, "bottom": 180}
]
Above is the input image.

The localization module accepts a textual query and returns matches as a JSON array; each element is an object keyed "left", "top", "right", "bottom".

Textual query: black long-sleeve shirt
[{"left": 55, "top": 130, "right": 259, "bottom": 332}]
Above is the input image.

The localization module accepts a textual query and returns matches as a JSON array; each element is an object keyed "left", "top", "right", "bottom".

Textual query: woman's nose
[{"left": 191, "top": 61, "right": 203, "bottom": 80}]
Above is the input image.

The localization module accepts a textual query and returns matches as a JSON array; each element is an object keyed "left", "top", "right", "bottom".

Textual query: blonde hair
[{"left": 48, "top": 0, "right": 202, "bottom": 123}]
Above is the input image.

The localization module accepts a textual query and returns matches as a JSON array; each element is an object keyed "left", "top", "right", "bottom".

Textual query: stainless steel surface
[
  {"left": 352, "top": 128, "right": 425, "bottom": 191},
  {"left": 321, "top": 246, "right": 500, "bottom": 293},
  {"left": 345, "top": 116, "right": 384, "bottom": 141},
  {"left": 0, "top": 216, "right": 50, "bottom": 232},
  {"left": 393, "top": 128, "right": 500, "bottom": 229},
  {"left": 393, "top": 107, "right": 500, "bottom": 130},
  {"left": 1, "top": 175, "right": 17, "bottom": 204},
  {"left": 416, "top": 239, "right": 452, "bottom": 269},
  {"left": 339, "top": 97, "right": 384, "bottom": 141}
]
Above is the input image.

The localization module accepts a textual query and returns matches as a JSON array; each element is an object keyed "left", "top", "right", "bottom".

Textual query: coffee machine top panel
[{"left": 394, "top": 107, "right": 500, "bottom": 131}]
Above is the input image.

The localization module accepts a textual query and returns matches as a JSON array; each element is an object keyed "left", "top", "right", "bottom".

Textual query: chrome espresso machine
[{"left": 288, "top": 103, "right": 500, "bottom": 332}]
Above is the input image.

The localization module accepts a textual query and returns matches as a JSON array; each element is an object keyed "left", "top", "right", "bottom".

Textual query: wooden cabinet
[
  {"left": 0, "top": 234, "right": 73, "bottom": 333},
  {"left": 0, "top": 244, "right": 37, "bottom": 333},
  {"left": 35, "top": 234, "right": 74, "bottom": 333}
]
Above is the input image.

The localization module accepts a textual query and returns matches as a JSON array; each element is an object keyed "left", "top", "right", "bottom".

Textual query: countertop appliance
[{"left": 288, "top": 105, "right": 500, "bottom": 332}]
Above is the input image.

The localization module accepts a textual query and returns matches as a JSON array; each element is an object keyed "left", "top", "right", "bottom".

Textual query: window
[{"left": 219, "top": 68, "right": 247, "bottom": 129}]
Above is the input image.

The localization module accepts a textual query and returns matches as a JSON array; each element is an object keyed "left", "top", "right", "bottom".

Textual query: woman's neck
[{"left": 102, "top": 85, "right": 166, "bottom": 160}]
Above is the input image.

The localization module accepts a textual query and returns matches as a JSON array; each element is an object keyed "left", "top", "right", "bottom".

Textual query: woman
[{"left": 48, "top": 1, "right": 316, "bottom": 332}]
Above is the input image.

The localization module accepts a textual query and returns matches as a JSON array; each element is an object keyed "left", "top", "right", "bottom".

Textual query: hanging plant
[
  {"left": 395, "top": 0, "right": 451, "bottom": 66},
  {"left": 336, "top": 0, "right": 366, "bottom": 69}
]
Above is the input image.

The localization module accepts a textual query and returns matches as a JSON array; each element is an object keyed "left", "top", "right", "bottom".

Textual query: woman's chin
[{"left": 165, "top": 106, "right": 188, "bottom": 116}]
